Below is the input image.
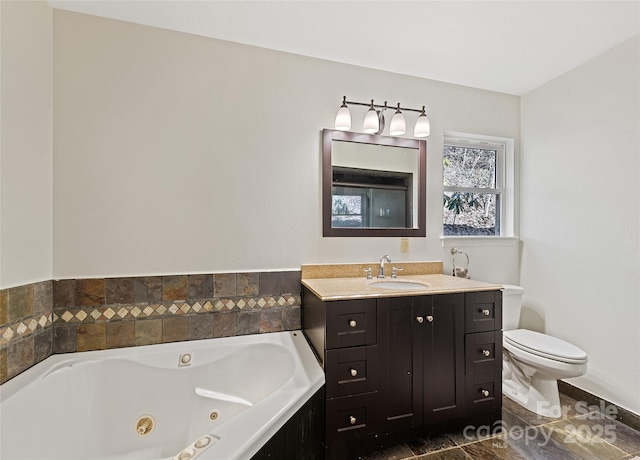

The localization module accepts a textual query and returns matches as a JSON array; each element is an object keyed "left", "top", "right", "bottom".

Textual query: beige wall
[
  {"left": 0, "top": 1, "right": 53, "bottom": 289},
  {"left": 521, "top": 36, "right": 640, "bottom": 414},
  {"left": 52, "top": 10, "right": 521, "bottom": 281}
]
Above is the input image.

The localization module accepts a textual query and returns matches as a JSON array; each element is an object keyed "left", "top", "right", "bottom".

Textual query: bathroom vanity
[{"left": 301, "top": 264, "right": 502, "bottom": 460}]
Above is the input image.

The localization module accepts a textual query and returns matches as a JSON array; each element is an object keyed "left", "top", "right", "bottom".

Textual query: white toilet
[{"left": 502, "top": 285, "right": 588, "bottom": 418}]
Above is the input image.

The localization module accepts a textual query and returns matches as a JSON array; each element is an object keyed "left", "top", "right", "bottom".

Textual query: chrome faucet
[{"left": 378, "top": 255, "right": 391, "bottom": 278}]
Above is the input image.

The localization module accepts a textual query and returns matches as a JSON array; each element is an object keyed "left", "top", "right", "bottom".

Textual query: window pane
[
  {"left": 332, "top": 193, "right": 363, "bottom": 227},
  {"left": 443, "top": 145, "right": 496, "bottom": 188},
  {"left": 443, "top": 192, "right": 498, "bottom": 236}
]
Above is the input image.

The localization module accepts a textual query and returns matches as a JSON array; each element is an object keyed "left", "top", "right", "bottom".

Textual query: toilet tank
[{"left": 502, "top": 284, "right": 524, "bottom": 330}]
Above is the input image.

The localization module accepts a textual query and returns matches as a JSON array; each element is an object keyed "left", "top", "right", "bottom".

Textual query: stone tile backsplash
[{"left": 0, "top": 270, "right": 302, "bottom": 384}]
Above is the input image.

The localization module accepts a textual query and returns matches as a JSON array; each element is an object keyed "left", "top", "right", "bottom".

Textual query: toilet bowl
[{"left": 502, "top": 285, "right": 588, "bottom": 418}]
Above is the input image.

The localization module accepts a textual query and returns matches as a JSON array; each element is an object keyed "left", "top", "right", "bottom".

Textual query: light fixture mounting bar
[{"left": 343, "top": 99, "right": 424, "bottom": 113}]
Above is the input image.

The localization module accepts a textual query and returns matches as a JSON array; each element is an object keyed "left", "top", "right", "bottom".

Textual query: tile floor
[{"left": 364, "top": 394, "right": 640, "bottom": 460}]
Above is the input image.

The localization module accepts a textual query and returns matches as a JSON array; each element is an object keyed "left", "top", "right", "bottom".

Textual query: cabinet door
[
  {"left": 377, "top": 296, "right": 422, "bottom": 432},
  {"left": 422, "top": 293, "right": 466, "bottom": 423}
]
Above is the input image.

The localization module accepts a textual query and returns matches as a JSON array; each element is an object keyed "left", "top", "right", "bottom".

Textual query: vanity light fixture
[
  {"left": 334, "top": 96, "right": 351, "bottom": 131},
  {"left": 389, "top": 103, "right": 406, "bottom": 136},
  {"left": 413, "top": 106, "right": 431, "bottom": 138},
  {"left": 362, "top": 100, "right": 380, "bottom": 133},
  {"left": 334, "top": 96, "right": 430, "bottom": 137}
]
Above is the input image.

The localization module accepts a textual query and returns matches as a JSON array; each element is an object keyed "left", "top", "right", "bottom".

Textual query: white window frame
[{"left": 441, "top": 131, "right": 517, "bottom": 246}]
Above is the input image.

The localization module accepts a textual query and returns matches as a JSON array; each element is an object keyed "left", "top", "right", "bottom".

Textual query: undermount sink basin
[{"left": 369, "top": 280, "right": 429, "bottom": 290}]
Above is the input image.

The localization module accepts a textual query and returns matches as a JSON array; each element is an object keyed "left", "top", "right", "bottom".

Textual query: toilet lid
[{"left": 504, "top": 329, "right": 588, "bottom": 364}]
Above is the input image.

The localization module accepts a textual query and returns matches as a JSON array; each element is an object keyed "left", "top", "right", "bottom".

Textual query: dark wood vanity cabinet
[
  {"left": 377, "top": 294, "right": 465, "bottom": 433},
  {"left": 303, "top": 292, "right": 382, "bottom": 459},
  {"left": 302, "top": 287, "right": 502, "bottom": 460},
  {"left": 464, "top": 290, "right": 503, "bottom": 413}
]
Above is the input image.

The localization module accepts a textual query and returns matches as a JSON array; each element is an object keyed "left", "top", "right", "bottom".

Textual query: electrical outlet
[{"left": 400, "top": 238, "right": 409, "bottom": 254}]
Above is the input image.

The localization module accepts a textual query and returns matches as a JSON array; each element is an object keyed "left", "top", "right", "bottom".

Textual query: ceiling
[{"left": 49, "top": 1, "right": 640, "bottom": 95}]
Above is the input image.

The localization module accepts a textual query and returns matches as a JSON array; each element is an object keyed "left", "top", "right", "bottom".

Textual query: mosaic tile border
[
  {"left": 0, "top": 313, "right": 54, "bottom": 346},
  {"left": 51, "top": 295, "right": 300, "bottom": 324},
  {"left": 1, "top": 295, "right": 300, "bottom": 346}
]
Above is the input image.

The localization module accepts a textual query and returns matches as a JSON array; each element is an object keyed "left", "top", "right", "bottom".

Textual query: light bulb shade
[
  {"left": 334, "top": 105, "right": 351, "bottom": 130},
  {"left": 363, "top": 108, "right": 379, "bottom": 133},
  {"left": 389, "top": 111, "right": 406, "bottom": 136},
  {"left": 414, "top": 113, "right": 431, "bottom": 137}
]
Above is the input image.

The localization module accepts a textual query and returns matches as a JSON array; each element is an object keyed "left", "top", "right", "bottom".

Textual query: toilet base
[{"left": 503, "top": 376, "right": 562, "bottom": 418}]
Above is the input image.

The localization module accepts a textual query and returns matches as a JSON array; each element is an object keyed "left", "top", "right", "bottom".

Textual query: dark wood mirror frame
[{"left": 322, "top": 129, "right": 427, "bottom": 237}]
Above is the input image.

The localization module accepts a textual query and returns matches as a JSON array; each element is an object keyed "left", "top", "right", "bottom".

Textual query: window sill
[{"left": 440, "top": 236, "right": 520, "bottom": 248}]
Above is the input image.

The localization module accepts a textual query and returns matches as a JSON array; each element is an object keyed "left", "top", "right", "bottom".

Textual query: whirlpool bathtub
[{"left": 0, "top": 331, "right": 324, "bottom": 460}]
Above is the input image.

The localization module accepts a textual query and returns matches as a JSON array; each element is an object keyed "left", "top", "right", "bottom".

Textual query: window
[
  {"left": 332, "top": 192, "right": 363, "bottom": 227},
  {"left": 443, "top": 133, "right": 513, "bottom": 237}
]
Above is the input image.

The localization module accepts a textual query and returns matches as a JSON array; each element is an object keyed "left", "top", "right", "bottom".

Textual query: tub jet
[
  {"left": 179, "top": 353, "right": 192, "bottom": 367},
  {"left": 136, "top": 415, "right": 155, "bottom": 436}
]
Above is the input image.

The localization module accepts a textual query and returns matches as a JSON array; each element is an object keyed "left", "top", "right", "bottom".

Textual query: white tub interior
[{"left": 0, "top": 331, "right": 324, "bottom": 460}]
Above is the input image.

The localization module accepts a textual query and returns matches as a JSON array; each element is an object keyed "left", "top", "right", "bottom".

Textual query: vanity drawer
[
  {"left": 466, "top": 372, "right": 501, "bottom": 412},
  {"left": 326, "top": 299, "right": 377, "bottom": 349},
  {"left": 469, "top": 379, "right": 497, "bottom": 403},
  {"left": 465, "top": 331, "right": 502, "bottom": 376},
  {"left": 326, "top": 345, "right": 379, "bottom": 398},
  {"left": 465, "top": 291, "right": 502, "bottom": 333},
  {"left": 326, "top": 393, "right": 379, "bottom": 442}
]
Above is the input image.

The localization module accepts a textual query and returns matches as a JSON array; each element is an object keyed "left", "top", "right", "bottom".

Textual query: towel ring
[
  {"left": 451, "top": 248, "right": 469, "bottom": 278},
  {"left": 452, "top": 250, "right": 469, "bottom": 269}
]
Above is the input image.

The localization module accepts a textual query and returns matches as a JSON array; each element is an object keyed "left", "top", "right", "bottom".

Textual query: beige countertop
[{"left": 302, "top": 274, "right": 503, "bottom": 301}]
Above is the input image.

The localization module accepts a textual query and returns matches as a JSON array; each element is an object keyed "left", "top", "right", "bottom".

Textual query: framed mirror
[{"left": 323, "top": 129, "right": 426, "bottom": 237}]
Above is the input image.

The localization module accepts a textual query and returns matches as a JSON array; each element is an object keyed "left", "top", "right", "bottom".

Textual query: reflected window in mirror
[{"left": 322, "top": 130, "right": 426, "bottom": 237}]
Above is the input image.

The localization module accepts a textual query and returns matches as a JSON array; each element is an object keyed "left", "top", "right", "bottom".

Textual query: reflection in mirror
[
  {"left": 323, "top": 130, "right": 426, "bottom": 237},
  {"left": 332, "top": 167, "right": 411, "bottom": 228}
]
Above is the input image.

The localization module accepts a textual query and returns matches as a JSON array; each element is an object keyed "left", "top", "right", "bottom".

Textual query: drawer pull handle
[
  {"left": 481, "top": 389, "right": 490, "bottom": 397},
  {"left": 481, "top": 309, "right": 491, "bottom": 316},
  {"left": 350, "top": 368, "right": 358, "bottom": 377},
  {"left": 349, "top": 415, "right": 357, "bottom": 425},
  {"left": 482, "top": 349, "right": 491, "bottom": 357},
  {"left": 349, "top": 320, "right": 357, "bottom": 328},
  {"left": 426, "top": 315, "right": 434, "bottom": 322},
  {"left": 416, "top": 316, "right": 424, "bottom": 323}
]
